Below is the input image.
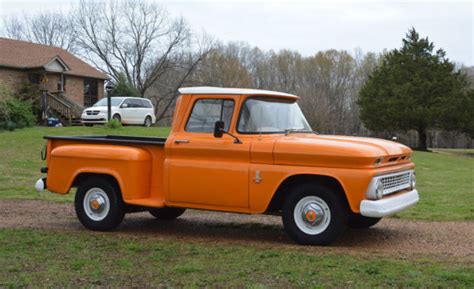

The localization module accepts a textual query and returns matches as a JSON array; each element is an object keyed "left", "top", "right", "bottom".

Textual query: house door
[{"left": 83, "top": 79, "right": 98, "bottom": 107}]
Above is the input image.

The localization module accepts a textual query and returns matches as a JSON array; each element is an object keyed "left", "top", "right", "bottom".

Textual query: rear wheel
[
  {"left": 149, "top": 207, "right": 186, "bottom": 220},
  {"left": 348, "top": 214, "right": 381, "bottom": 229},
  {"left": 282, "top": 183, "right": 347, "bottom": 245},
  {"left": 84, "top": 123, "right": 93, "bottom": 127},
  {"left": 75, "top": 177, "right": 125, "bottom": 231},
  {"left": 143, "top": 116, "right": 152, "bottom": 127}
]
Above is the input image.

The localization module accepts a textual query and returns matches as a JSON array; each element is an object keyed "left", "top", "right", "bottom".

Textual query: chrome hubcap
[
  {"left": 83, "top": 188, "right": 110, "bottom": 221},
  {"left": 302, "top": 203, "right": 324, "bottom": 225},
  {"left": 294, "top": 196, "right": 331, "bottom": 235}
]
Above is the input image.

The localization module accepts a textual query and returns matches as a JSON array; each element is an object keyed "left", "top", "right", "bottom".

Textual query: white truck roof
[{"left": 178, "top": 86, "right": 298, "bottom": 98}]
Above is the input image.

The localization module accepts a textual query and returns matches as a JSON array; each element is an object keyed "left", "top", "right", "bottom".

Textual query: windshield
[
  {"left": 93, "top": 98, "right": 124, "bottom": 107},
  {"left": 237, "top": 97, "right": 311, "bottom": 133}
]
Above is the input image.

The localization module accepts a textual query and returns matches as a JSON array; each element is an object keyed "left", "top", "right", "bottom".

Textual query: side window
[
  {"left": 141, "top": 99, "right": 152, "bottom": 108},
  {"left": 122, "top": 99, "right": 132, "bottom": 108},
  {"left": 185, "top": 99, "right": 234, "bottom": 133}
]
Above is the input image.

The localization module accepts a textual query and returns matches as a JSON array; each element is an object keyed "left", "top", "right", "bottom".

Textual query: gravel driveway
[{"left": 1, "top": 199, "right": 473, "bottom": 260}]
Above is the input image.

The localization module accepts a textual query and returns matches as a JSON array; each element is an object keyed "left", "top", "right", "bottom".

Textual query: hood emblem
[{"left": 254, "top": 170, "right": 262, "bottom": 184}]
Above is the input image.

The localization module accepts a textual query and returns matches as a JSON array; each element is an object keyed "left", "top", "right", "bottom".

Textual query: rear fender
[{"left": 46, "top": 144, "right": 152, "bottom": 200}]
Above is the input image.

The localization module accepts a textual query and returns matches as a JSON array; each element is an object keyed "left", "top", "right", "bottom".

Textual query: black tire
[
  {"left": 75, "top": 177, "right": 125, "bottom": 231},
  {"left": 143, "top": 116, "right": 152, "bottom": 127},
  {"left": 112, "top": 114, "right": 121, "bottom": 123},
  {"left": 347, "top": 214, "right": 381, "bottom": 229},
  {"left": 282, "top": 183, "right": 347, "bottom": 246},
  {"left": 149, "top": 207, "right": 186, "bottom": 220},
  {"left": 84, "top": 123, "right": 94, "bottom": 127}
]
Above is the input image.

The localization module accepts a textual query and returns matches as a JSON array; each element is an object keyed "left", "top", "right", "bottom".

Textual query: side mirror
[
  {"left": 214, "top": 120, "right": 225, "bottom": 138},
  {"left": 121, "top": 103, "right": 128, "bottom": 108}
]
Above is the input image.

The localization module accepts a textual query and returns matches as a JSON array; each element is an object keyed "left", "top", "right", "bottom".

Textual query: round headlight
[
  {"left": 410, "top": 171, "right": 416, "bottom": 189},
  {"left": 375, "top": 180, "right": 384, "bottom": 199}
]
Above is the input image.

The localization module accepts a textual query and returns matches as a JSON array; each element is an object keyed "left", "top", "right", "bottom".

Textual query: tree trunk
[{"left": 417, "top": 127, "right": 428, "bottom": 151}]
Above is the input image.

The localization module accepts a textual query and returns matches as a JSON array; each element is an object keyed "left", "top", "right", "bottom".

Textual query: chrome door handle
[{"left": 174, "top": 139, "right": 189, "bottom": 144}]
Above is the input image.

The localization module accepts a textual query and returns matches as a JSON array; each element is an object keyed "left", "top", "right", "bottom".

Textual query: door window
[
  {"left": 185, "top": 99, "right": 234, "bottom": 133},
  {"left": 122, "top": 99, "right": 132, "bottom": 108}
]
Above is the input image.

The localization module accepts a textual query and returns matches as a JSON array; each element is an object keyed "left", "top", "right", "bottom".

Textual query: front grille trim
[{"left": 379, "top": 170, "right": 412, "bottom": 196}]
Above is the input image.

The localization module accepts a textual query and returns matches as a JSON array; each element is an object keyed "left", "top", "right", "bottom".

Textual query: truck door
[{"left": 168, "top": 96, "right": 251, "bottom": 210}]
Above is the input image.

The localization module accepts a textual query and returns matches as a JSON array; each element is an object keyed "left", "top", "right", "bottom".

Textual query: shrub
[
  {"left": 0, "top": 82, "right": 36, "bottom": 131},
  {"left": 106, "top": 119, "right": 122, "bottom": 129}
]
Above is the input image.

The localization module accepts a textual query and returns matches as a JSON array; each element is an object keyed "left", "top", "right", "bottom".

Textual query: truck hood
[{"left": 273, "top": 134, "right": 412, "bottom": 169}]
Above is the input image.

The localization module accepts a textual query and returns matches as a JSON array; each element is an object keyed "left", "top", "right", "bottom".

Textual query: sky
[{"left": 0, "top": 0, "right": 472, "bottom": 66}]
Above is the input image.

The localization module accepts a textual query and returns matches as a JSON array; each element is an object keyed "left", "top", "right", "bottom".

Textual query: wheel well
[
  {"left": 265, "top": 174, "right": 350, "bottom": 214},
  {"left": 72, "top": 173, "right": 121, "bottom": 193}
]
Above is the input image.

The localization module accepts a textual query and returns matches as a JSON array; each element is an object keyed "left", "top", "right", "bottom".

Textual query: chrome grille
[
  {"left": 86, "top": 110, "right": 100, "bottom": 115},
  {"left": 380, "top": 171, "right": 411, "bottom": 195}
]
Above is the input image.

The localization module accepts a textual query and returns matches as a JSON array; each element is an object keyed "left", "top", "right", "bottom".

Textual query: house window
[{"left": 28, "top": 73, "right": 41, "bottom": 84}]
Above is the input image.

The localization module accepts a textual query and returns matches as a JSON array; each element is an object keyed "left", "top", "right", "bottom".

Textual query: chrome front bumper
[{"left": 360, "top": 189, "right": 419, "bottom": 218}]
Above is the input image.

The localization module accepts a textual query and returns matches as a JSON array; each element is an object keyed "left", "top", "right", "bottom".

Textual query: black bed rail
[{"left": 44, "top": 135, "right": 167, "bottom": 146}]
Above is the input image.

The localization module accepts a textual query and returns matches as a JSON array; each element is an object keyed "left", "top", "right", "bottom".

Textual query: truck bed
[{"left": 44, "top": 135, "right": 167, "bottom": 146}]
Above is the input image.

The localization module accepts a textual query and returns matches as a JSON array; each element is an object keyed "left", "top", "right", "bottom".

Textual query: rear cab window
[{"left": 185, "top": 99, "right": 234, "bottom": 133}]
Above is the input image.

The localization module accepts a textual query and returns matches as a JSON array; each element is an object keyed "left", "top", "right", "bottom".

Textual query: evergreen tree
[
  {"left": 358, "top": 28, "right": 473, "bottom": 150},
  {"left": 111, "top": 73, "right": 140, "bottom": 97}
]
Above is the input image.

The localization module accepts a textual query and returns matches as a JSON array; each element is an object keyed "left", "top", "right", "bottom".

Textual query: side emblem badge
[{"left": 254, "top": 170, "right": 262, "bottom": 184}]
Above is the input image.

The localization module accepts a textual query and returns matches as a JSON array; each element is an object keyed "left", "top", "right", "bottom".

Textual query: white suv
[{"left": 81, "top": 97, "right": 156, "bottom": 127}]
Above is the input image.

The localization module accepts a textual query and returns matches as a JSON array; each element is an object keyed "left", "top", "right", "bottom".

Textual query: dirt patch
[{"left": 1, "top": 199, "right": 473, "bottom": 260}]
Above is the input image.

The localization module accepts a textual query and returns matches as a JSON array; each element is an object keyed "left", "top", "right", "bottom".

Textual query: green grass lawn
[
  {"left": 0, "top": 228, "right": 472, "bottom": 288},
  {"left": 0, "top": 126, "right": 473, "bottom": 221}
]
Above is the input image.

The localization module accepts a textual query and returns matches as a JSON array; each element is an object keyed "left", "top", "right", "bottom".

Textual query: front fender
[
  {"left": 46, "top": 144, "right": 152, "bottom": 200},
  {"left": 249, "top": 163, "right": 415, "bottom": 214}
]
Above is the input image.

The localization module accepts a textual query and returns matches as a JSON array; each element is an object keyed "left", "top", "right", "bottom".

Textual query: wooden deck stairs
[{"left": 45, "top": 92, "right": 84, "bottom": 126}]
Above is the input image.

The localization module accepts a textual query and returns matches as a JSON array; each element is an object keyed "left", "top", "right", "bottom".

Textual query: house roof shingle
[{"left": 0, "top": 37, "right": 108, "bottom": 80}]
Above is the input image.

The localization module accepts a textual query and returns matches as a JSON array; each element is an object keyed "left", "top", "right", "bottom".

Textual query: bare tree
[
  {"left": 74, "top": 0, "right": 206, "bottom": 99},
  {"left": 2, "top": 12, "right": 77, "bottom": 52}
]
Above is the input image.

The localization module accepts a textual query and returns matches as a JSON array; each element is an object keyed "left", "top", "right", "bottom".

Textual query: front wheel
[
  {"left": 112, "top": 114, "right": 121, "bottom": 123},
  {"left": 75, "top": 177, "right": 125, "bottom": 231},
  {"left": 282, "top": 184, "right": 347, "bottom": 246}
]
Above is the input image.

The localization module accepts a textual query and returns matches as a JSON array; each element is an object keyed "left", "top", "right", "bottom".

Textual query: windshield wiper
[{"left": 284, "top": 128, "right": 319, "bottom": 135}]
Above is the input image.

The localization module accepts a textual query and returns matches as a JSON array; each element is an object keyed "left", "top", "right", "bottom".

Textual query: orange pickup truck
[{"left": 35, "top": 87, "right": 419, "bottom": 245}]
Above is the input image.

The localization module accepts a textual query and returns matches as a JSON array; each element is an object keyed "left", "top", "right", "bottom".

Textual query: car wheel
[
  {"left": 282, "top": 183, "right": 347, "bottom": 245},
  {"left": 84, "top": 124, "right": 93, "bottom": 127},
  {"left": 112, "top": 114, "right": 121, "bottom": 123},
  {"left": 348, "top": 214, "right": 381, "bottom": 229},
  {"left": 75, "top": 177, "right": 125, "bottom": 231},
  {"left": 143, "top": 116, "right": 152, "bottom": 127},
  {"left": 149, "top": 207, "right": 186, "bottom": 220}
]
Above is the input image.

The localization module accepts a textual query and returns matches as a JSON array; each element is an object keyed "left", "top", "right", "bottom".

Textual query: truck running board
[{"left": 125, "top": 198, "right": 166, "bottom": 208}]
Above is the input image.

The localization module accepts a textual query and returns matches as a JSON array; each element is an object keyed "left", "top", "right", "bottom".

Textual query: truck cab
[{"left": 36, "top": 87, "right": 419, "bottom": 245}]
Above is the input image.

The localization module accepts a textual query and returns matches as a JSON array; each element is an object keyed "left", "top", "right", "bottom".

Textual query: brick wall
[
  {"left": 45, "top": 73, "right": 61, "bottom": 93},
  {"left": 65, "top": 75, "right": 85, "bottom": 106},
  {"left": 0, "top": 67, "right": 28, "bottom": 93},
  {"left": 98, "top": 79, "right": 104, "bottom": 99},
  {"left": 0, "top": 67, "right": 105, "bottom": 107}
]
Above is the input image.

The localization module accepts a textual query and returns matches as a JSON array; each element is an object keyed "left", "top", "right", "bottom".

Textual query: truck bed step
[{"left": 125, "top": 198, "right": 166, "bottom": 208}]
